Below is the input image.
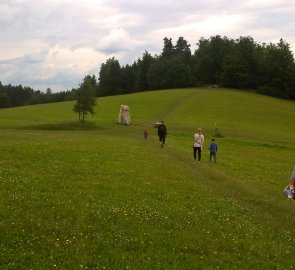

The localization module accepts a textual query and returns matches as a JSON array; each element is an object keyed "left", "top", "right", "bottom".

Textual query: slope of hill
[{"left": 0, "top": 88, "right": 295, "bottom": 269}]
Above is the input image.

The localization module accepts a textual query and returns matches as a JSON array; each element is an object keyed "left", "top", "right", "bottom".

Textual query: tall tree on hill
[
  {"left": 87, "top": 74, "right": 99, "bottom": 97},
  {"left": 193, "top": 35, "right": 233, "bottom": 87},
  {"left": 147, "top": 57, "right": 169, "bottom": 89},
  {"left": 148, "top": 37, "right": 193, "bottom": 89},
  {"left": 148, "top": 56, "right": 193, "bottom": 89},
  {"left": 257, "top": 39, "right": 295, "bottom": 98},
  {"left": 222, "top": 36, "right": 258, "bottom": 89},
  {"left": 92, "top": 35, "right": 295, "bottom": 100},
  {"left": 73, "top": 75, "right": 97, "bottom": 122},
  {"left": 174, "top": 36, "right": 191, "bottom": 63},
  {"left": 135, "top": 51, "right": 155, "bottom": 91},
  {"left": 0, "top": 91, "right": 11, "bottom": 108},
  {"left": 98, "top": 57, "right": 122, "bottom": 96},
  {"left": 120, "top": 62, "right": 137, "bottom": 94},
  {"left": 162, "top": 37, "right": 174, "bottom": 58}
]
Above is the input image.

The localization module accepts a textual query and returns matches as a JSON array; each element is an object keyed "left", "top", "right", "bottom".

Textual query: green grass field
[{"left": 1, "top": 88, "right": 295, "bottom": 269}]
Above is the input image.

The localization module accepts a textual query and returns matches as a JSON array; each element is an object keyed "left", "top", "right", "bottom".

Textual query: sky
[{"left": 1, "top": 0, "right": 295, "bottom": 92}]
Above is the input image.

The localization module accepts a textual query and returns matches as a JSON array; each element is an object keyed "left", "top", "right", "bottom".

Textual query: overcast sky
[{"left": 1, "top": 0, "right": 294, "bottom": 92}]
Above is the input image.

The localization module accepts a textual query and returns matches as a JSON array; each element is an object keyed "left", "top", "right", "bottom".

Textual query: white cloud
[
  {"left": 98, "top": 28, "right": 135, "bottom": 53},
  {"left": 0, "top": 0, "right": 295, "bottom": 92},
  {"left": 0, "top": 46, "right": 107, "bottom": 91}
]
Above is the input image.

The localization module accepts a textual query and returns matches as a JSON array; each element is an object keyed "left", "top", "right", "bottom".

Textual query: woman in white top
[{"left": 193, "top": 128, "right": 204, "bottom": 161}]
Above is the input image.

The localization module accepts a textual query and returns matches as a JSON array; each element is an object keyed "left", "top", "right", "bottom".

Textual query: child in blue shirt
[{"left": 209, "top": 138, "right": 218, "bottom": 162}]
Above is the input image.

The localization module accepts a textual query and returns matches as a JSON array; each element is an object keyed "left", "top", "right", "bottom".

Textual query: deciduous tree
[{"left": 73, "top": 75, "right": 97, "bottom": 122}]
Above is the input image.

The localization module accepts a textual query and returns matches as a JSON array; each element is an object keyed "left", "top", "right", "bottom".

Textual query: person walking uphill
[
  {"left": 144, "top": 129, "right": 148, "bottom": 140},
  {"left": 193, "top": 128, "right": 204, "bottom": 161},
  {"left": 158, "top": 121, "right": 167, "bottom": 148},
  {"left": 209, "top": 138, "right": 218, "bottom": 162}
]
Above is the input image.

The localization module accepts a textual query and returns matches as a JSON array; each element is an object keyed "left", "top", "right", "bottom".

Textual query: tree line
[
  {"left": 97, "top": 35, "right": 295, "bottom": 100},
  {"left": 0, "top": 82, "right": 77, "bottom": 108},
  {"left": 1, "top": 35, "right": 295, "bottom": 109}
]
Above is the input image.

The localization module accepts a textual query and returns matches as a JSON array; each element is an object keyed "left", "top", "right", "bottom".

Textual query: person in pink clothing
[{"left": 143, "top": 129, "right": 148, "bottom": 140}]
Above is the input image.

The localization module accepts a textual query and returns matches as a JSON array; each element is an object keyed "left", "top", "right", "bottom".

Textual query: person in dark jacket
[{"left": 158, "top": 121, "right": 167, "bottom": 148}]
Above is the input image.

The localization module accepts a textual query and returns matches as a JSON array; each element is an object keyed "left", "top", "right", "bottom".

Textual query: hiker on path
[
  {"left": 193, "top": 128, "right": 204, "bottom": 161},
  {"left": 209, "top": 138, "right": 218, "bottom": 162},
  {"left": 144, "top": 129, "right": 148, "bottom": 140},
  {"left": 157, "top": 121, "right": 167, "bottom": 148}
]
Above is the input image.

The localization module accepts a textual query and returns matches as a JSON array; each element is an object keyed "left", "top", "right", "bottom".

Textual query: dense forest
[
  {"left": 1, "top": 35, "right": 295, "bottom": 109},
  {"left": 0, "top": 83, "right": 77, "bottom": 108},
  {"left": 98, "top": 35, "right": 295, "bottom": 99}
]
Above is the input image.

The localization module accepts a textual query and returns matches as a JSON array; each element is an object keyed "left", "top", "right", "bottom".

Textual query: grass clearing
[{"left": 0, "top": 88, "right": 295, "bottom": 269}]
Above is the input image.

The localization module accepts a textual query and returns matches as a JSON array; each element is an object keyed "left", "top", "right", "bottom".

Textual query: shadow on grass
[{"left": 20, "top": 121, "right": 102, "bottom": 131}]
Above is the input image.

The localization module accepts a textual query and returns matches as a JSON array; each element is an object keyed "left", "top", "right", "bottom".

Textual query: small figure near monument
[{"left": 144, "top": 129, "right": 148, "bottom": 140}]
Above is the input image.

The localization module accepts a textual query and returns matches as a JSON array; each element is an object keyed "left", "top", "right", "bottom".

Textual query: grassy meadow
[{"left": 0, "top": 88, "right": 295, "bottom": 269}]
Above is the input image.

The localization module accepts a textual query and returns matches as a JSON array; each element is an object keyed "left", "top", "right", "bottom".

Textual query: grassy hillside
[{"left": 0, "top": 88, "right": 295, "bottom": 269}]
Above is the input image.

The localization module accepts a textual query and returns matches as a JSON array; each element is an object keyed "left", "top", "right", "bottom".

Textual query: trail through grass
[{"left": 1, "top": 88, "right": 295, "bottom": 269}]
